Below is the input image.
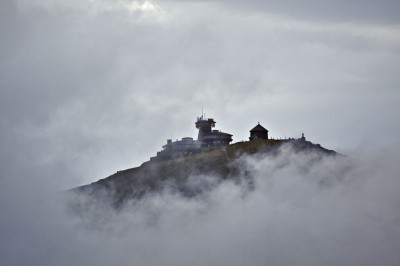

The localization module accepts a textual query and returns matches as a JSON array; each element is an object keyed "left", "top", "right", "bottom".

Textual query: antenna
[{"left": 202, "top": 107, "right": 204, "bottom": 119}]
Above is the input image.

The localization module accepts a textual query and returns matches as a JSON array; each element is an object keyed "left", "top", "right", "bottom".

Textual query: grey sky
[
  {"left": 217, "top": 0, "right": 400, "bottom": 24},
  {"left": 1, "top": 0, "right": 399, "bottom": 187},
  {"left": 1, "top": 1, "right": 400, "bottom": 265}
]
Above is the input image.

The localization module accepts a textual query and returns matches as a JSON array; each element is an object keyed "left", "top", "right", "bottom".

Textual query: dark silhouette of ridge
[{"left": 70, "top": 137, "right": 336, "bottom": 209}]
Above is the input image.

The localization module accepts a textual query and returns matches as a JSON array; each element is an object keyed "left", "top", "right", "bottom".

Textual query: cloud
[
  {"left": 192, "top": 0, "right": 400, "bottom": 24},
  {"left": 2, "top": 1, "right": 399, "bottom": 179},
  {"left": 0, "top": 2, "right": 399, "bottom": 264},
  {"left": 2, "top": 146, "right": 400, "bottom": 266}
]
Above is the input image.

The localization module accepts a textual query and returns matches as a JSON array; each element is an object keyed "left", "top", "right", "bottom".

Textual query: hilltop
[{"left": 71, "top": 138, "right": 336, "bottom": 209}]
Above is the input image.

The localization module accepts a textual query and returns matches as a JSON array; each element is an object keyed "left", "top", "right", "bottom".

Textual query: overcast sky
[
  {"left": 1, "top": 0, "right": 400, "bottom": 187},
  {"left": 1, "top": 1, "right": 400, "bottom": 265}
]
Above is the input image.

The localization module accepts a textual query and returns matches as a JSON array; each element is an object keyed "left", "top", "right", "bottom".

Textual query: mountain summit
[{"left": 70, "top": 116, "right": 336, "bottom": 208}]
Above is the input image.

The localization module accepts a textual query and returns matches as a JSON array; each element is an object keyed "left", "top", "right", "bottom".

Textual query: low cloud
[
  {"left": 1, "top": 1, "right": 399, "bottom": 265},
  {"left": 2, "top": 146, "right": 399, "bottom": 266}
]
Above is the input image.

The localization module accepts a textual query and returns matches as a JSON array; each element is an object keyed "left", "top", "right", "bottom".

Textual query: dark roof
[{"left": 250, "top": 124, "right": 268, "bottom": 132}]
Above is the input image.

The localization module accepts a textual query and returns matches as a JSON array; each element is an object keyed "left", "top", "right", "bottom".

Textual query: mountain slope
[{"left": 71, "top": 139, "right": 336, "bottom": 208}]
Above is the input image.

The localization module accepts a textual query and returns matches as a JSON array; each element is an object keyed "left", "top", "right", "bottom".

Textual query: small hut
[{"left": 249, "top": 123, "right": 269, "bottom": 140}]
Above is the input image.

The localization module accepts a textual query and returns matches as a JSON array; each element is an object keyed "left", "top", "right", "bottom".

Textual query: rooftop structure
[
  {"left": 150, "top": 115, "right": 233, "bottom": 162},
  {"left": 195, "top": 115, "right": 215, "bottom": 141},
  {"left": 249, "top": 123, "right": 269, "bottom": 140},
  {"left": 196, "top": 115, "right": 232, "bottom": 147},
  {"left": 149, "top": 116, "right": 313, "bottom": 163}
]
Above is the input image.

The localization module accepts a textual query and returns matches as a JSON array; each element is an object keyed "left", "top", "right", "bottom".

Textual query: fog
[
  {"left": 1, "top": 146, "right": 400, "bottom": 266},
  {"left": 1, "top": 0, "right": 399, "bottom": 186},
  {"left": 1, "top": 0, "right": 400, "bottom": 265}
]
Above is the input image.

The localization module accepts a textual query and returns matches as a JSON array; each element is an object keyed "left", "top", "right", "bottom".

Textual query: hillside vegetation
[{"left": 72, "top": 139, "right": 335, "bottom": 208}]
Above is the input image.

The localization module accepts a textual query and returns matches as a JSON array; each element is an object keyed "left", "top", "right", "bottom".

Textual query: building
[
  {"left": 249, "top": 123, "right": 269, "bottom": 140},
  {"left": 195, "top": 115, "right": 233, "bottom": 147},
  {"left": 150, "top": 115, "right": 233, "bottom": 161},
  {"left": 153, "top": 137, "right": 201, "bottom": 160},
  {"left": 162, "top": 137, "right": 201, "bottom": 153}
]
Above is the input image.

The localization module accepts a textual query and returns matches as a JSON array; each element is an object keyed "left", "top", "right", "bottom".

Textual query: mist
[
  {"left": 1, "top": 146, "right": 399, "bottom": 266},
  {"left": 1, "top": 0, "right": 400, "bottom": 265},
  {"left": 1, "top": 0, "right": 399, "bottom": 186}
]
